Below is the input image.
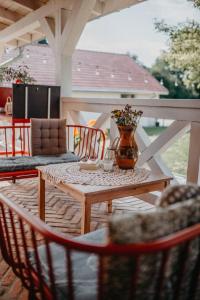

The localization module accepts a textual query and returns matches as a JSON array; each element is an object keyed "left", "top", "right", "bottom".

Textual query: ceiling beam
[
  {"left": 11, "top": 0, "right": 42, "bottom": 11},
  {"left": 103, "top": 0, "right": 145, "bottom": 13},
  {"left": 0, "top": 6, "right": 22, "bottom": 24},
  {"left": 92, "top": 1, "right": 104, "bottom": 16},
  {"left": 17, "top": 33, "right": 32, "bottom": 43},
  {"left": 40, "top": 17, "right": 55, "bottom": 50},
  {"left": 0, "top": 0, "right": 71, "bottom": 44},
  {"left": 61, "top": 0, "right": 96, "bottom": 55},
  {"left": 90, "top": 0, "right": 146, "bottom": 20}
]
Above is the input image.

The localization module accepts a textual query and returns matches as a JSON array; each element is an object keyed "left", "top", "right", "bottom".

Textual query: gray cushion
[
  {"left": 29, "top": 229, "right": 106, "bottom": 300},
  {"left": 104, "top": 193, "right": 200, "bottom": 300},
  {"left": 31, "top": 118, "right": 67, "bottom": 156},
  {"left": 157, "top": 184, "right": 200, "bottom": 207},
  {"left": 0, "top": 152, "right": 79, "bottom": 172}
]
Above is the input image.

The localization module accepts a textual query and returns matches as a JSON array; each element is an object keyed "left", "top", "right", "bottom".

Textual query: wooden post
[
  {"left": 38, "top": 171, "right": 46, "bottom": 221},
  {"left": 81, "top": 200, "right": 91, "bottom": 234},
  {"left": 107, "top": 200, "right": 112, "bottom": 213},
  {"left": 187, "top": 122, "right": 200, "bottom": 184}
]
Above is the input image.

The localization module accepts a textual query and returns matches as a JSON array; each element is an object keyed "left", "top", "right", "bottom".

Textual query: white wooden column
[
  {"left": 40, "top": 0, "right": 97, "bottom": 99},
  {"left": 187, "top": 122, "right": 200, "bottom": 184},
  {"left": 60, "top": 54, "right": 72, "bottom": 97}
]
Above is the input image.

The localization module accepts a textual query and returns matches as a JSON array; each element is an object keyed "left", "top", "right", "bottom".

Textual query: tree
[
  {"left": 151, "top": 55, "right": 199, "bottom": 98},
  {"left": 193, "top": 0, "right": 200, "bottom": 7},
  {"left": 155, "top": 0, "right": 200, "bottom": 91}
]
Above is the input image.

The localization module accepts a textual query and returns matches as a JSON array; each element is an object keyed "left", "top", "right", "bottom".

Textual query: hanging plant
[{"left": 0, "top": 65, "right": 36, "bottom": 84}]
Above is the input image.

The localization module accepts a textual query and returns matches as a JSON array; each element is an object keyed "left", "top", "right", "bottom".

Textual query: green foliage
[
  {"left": 111, "top": 104, "right": 143, "bottom": 127},
  {"left": 0, "top": 65, "right": 36, "bottom": 84},
  {"left": 155, "top": 0, "right": 200, "bottom": 90},
  {"left": 151, "top": 55, "right": 199, "bottom": 98},
  {"left": 193, "top": 0, "right": 200, "bottom": 7}
]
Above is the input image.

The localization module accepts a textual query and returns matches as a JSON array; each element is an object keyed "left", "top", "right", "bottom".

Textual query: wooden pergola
[{"left": 0, "top": 0, "right": 145, "bottom": 95}]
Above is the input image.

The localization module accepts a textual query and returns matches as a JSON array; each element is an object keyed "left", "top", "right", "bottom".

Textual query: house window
[{"left": 121, "top": 94, "right": 135, "bottom": 98}]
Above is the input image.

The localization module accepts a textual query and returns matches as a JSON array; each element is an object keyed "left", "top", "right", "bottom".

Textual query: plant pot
[
  {"left": 115, "top": 125, "right": 138, "bottom": 170},
  {"left": 15, "top": 79, "right": 23, "bottom": 84}
]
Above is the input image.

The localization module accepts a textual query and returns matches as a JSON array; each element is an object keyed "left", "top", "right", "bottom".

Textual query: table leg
[
  {"left": 81, "top": 200, "right": 91, "bottom": 234},
  {"left": 107, "top": 200, "right": 112, "bottom": 213},
  {"left": 38, "top": 172, "right": 45, "bottom": 221},
  {"left": 164, "top": 180, "right": 170, "bottom": 188}
]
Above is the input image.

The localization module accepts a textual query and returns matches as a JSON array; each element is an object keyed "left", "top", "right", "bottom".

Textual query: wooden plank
[
  {"left": 0, "top": 0, "right": 70, "bottom": 43},
  {"left": 110, "top": 118, "right": 118, "bottom": 145},
  {"left": 0, "top": 6, "right": 22, "bottom": 23},
  {"left": 90, "top": 0, "right": 146, "bottom": 21},
  {"left": 69, "top": 111, "right": 86, "bottom": 125},
  {"left": 187, "top": 122, "right": 200, "bottom": 184},
  {"left": 61, "top": 0, "right": 96, "bottom": 55},
  {"left": 138, "top": 121, "right": 190, "bottom": 166},
  {"left": 61, "top": 98, "right": 200, "bottom": 122},
  {"left": 11, "top": 0, "right": 41, "bottom": 11},
  {"left": 135, "top": 125, "right": 175, "bottom": 179},
  {"left": 81, "top": 200, "right": 91, "bottom": 234},
  {"left": 40, "top": 17, "right": 55, "bottom": 51},
  {"left": 38, "top": 171, "right": 45, "bottom": 221},
  {"left": 94, "top": 113, "right": 109, "bottom": 129}
]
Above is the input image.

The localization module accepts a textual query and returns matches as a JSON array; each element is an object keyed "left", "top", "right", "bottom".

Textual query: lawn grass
[{"left": 143, "top": 127, "right": 189, "bottom": 176}]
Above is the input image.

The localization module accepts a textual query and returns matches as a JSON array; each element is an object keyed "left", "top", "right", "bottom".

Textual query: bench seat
[{"left": 0, "top": 152, "right": 79, "bottom": 173}]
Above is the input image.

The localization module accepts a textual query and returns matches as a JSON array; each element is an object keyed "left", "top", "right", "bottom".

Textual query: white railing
[{"left": 62, "top": 97, "right": 200, "bottom": 185}]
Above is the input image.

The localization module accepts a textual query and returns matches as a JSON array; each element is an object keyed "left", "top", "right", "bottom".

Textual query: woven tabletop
[{"left": 38, "top": 162, "right": 150, "bottom": 187}]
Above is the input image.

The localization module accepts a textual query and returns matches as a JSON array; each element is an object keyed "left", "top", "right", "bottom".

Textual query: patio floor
[{"left": 0, "top": 178, "right": 154, "bottom": 299}]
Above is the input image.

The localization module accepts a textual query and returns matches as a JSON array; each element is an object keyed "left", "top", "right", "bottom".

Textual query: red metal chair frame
[
  {"left": 0, "top": 194, "right": 200, "bottom": 300},
  {"left": 0, "top": 122, "right": 105, "bottom": 181}
]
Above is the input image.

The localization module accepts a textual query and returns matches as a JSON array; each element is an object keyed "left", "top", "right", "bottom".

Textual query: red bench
[{"left": 0, "top": 122, "right": 105, "bottom": 181}]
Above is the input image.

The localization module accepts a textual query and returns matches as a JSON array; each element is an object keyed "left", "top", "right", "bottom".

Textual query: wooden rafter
[
  {"left": 0, "top": 6, "right": 22, "bottom": 24},
  {"left": 11, "top": 0, "right": 42, "bottom": 11},
  {"left": 0, "top": 1, "right": 69, "bottom": 43},
  {"left": 61, "top": 0, "right": 97, "bottom": 55}
]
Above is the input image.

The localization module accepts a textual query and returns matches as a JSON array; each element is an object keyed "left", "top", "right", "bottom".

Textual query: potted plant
[
  {"left": 0, "top": 65, "right": 36, "bottom": 84},
  {"left": 111, "top": 104, "right": 143, "bottom": 169}
]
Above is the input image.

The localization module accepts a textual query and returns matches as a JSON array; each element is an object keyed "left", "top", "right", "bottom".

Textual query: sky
[{"left": 77, "top": 0, "right": 200, "bottom": 67}]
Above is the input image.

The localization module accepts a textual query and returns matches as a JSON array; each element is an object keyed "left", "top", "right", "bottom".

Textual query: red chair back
[
  {"left": 0, "top": 123, "right": 105, "bottom": 159},
  {"left": 66, "top": 125, "right": 105, "bottom": 160},
  {"left": 1, "top": 194, "right": 200, "bottom": 300}
]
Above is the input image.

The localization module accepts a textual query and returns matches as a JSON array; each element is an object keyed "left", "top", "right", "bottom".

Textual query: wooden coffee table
[{"left": 38, "top": 165, "right": 172, "bottom": 234}]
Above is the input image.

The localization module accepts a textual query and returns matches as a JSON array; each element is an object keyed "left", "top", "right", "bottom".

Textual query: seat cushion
[
  {"left": 31, "top": 118, "right": 67, "bottom": 156},
  {"left": 29, "top": 229, "right": 106, "bottom": 300},
  {"left": 104, "top": 193, "right": 200, "bottom": 300},
  {"left": 157, "top": 184, "right": 200, "bottom": 207},
  {"left": 0, "top": 152, "right": 79, "bottom": 172}
]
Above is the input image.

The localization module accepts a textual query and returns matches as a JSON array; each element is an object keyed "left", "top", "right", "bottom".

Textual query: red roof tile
[{"left": 0, "top": 44, "right": 168, "bottom": 95}]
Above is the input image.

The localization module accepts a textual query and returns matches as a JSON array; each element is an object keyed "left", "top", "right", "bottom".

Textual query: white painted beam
[
  {"left": 94, "top": 113, "right": 109, "bottom": 129},
  {"left": 90, "top": 0, "right": 146, "bottom": 20},
  {"left": 187, "top": 122, "right": 200, "bottom": 184},
  {"left": 11, "top": 0, "right": 42, "bottom": 11},
  {"left": 138, "top": 121, "right": 190, "bottom": 167},
  {"left": 0, "top": 6, "right": 22, "bottom": 23},
  {"left": 61, "top": 0, "right": 96, "bottom": 55},
  {"left": 40, "top": 17, "right": 55, "bottom": 51},
  {"left": 0, "top": 0, "right": 71, "bottom": 43},
  {"left": 69, "top": 111, "right": 86, "bottom": 125},
  {"left": 135, "top": 125, "right": 175, "bottom": 179}
]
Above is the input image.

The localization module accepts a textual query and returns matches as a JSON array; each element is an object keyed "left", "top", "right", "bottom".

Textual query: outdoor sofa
[
  {"left": 0, "top": 184, "right": 200, "bottom": 299},
  {"left": 0, "top": 118, "right": 105, "bottom": 181}
]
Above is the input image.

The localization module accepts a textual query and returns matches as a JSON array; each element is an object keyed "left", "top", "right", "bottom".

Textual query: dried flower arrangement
[
  {"left": 0, "top": 65, "right": 36, "bottom": 84},
  {"left": 111, "top": 104, "right": 143, "bottom": 128}
]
